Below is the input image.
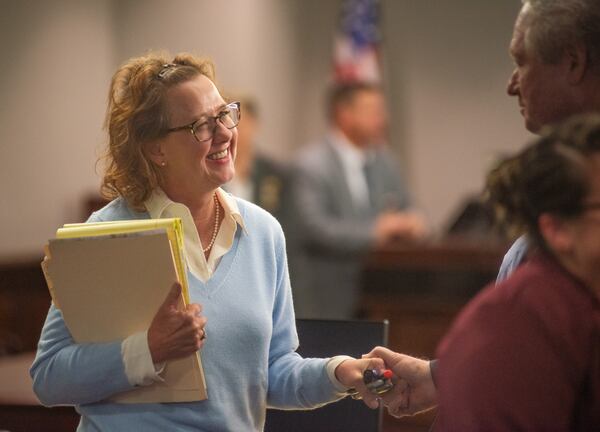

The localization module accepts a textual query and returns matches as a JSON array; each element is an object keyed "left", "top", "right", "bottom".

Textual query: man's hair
[
  {"left": 523, "top": 0, "right": 600, "bottom": 68},
  {"left": 327, "top": 82, "right": 380, "bottom": 120}
]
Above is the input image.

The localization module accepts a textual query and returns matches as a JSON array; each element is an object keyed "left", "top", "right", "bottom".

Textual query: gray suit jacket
[{"left": 288, "top": 137, "right": 409, "bottom": 319}]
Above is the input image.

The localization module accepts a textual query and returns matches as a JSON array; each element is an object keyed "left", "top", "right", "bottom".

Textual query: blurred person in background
[
  {"left": 289, "top": 82, "right": 426, "bottom": 320},
  {"left": 370, "top": 114, "right": 600, "bottom": 430},
  {"left": 434, "top": 114, "right": 600, "bottom": 430},
  {"left": 223, "top": 95, "right": 290, "bottom": 225}
]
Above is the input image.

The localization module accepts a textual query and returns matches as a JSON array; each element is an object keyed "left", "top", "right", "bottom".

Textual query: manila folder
[{"left": 45, "top": 231, "right": 207, "bottom": 403}]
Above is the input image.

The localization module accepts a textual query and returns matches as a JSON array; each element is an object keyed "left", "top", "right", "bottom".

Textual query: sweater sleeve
[
  {"left": 266, "top": 228, "right": 345, "bottom": 409},
  {"left": 30, "top": 304, "right": 134, "bottom": 406},
  {"left": 30, "top": 208, "right": 137, "bottom": 406}
]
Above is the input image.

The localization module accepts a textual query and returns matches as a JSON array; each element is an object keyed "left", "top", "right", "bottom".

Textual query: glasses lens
[
  {"left": 191, "top": 103, "right": 240, "bottom": 142},
  {"left": 220, "top": 103, "right": 240, "bottom": 129},
  {"left": 192, "top": 120, "right": 213, "bottom": 142}
]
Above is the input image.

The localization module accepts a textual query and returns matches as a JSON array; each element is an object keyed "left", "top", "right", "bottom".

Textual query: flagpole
[{"left": 379, "top": 0, "right": 411, "bottom": 180}]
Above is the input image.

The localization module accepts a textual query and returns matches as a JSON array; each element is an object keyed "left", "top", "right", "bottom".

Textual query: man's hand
[
  {"left": 148, "top": 283, "right": 207, "bottom": 364},
  {"left": 373, "top": 211, "right": 427, "bottom": 246},
  {"left": 364, "top": 346, "right": 437, "bottom": 417},
  {"left": 334, "top": 357, "right": 393, "bottom": 409}
]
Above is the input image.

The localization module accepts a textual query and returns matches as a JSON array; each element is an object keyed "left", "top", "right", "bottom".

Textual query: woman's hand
[
  {"left": 335, "top": 357, "right": 395, "bottom": 409},
  {"left": 147, "top": 283, "right": 207, "bottom": 364}
]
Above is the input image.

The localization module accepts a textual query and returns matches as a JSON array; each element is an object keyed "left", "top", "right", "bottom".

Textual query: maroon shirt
[{"left": 435, "top": 253, "right": 600, "bottom": 431}]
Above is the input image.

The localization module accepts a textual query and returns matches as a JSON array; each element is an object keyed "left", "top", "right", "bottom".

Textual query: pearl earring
[{"left": 160, "top": 161, "right": 166, "bottom": 167}]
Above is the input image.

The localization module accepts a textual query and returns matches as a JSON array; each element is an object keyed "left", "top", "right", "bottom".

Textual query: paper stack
[{"left": 41, "top": 218, "right": 207, "bottom": 403}]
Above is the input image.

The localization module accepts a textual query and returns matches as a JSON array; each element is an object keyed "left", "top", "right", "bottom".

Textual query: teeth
[{"left": 208, "top": 149, "right": 228, "bottom": 160}]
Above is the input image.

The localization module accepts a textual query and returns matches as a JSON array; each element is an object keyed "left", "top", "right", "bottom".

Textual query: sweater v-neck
[{"left": 187, "top": 226, "right": 243, "bottom": 298}]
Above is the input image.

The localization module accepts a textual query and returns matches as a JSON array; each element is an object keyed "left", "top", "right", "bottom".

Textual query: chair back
[{"left": 264, "top": 318, "right": 389, "bottom": 432}]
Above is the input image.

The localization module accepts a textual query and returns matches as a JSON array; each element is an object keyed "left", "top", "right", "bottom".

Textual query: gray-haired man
[{"left": 368, "top": 0, "right": 600, "bottom": 420}]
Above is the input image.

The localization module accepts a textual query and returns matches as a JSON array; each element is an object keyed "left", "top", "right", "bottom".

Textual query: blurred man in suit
[{"left": 289, "top": 83, "right": 426, "bottom": 320}]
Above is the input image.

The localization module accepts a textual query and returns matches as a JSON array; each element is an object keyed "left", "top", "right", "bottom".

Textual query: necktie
[{"left": 362, "top": 160, "right": 375, "bottom": 208}]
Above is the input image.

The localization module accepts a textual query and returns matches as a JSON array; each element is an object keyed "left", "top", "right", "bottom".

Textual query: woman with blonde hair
[{"left": 30, "top": 52, "right": 384, "bottom": 431}]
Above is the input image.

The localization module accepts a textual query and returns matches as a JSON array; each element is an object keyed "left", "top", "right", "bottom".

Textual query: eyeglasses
[{"left": 167, "top": 101, "right": 241, "bottom": 143}]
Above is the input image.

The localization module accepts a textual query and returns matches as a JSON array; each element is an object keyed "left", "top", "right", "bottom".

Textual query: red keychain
[{"left": 347, "top": 368, "right": 394, "bottom": 399}]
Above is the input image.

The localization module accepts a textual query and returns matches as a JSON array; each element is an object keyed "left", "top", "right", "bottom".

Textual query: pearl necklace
[{"left": 202, "top": 193, "right": 220, "bottom": 253}]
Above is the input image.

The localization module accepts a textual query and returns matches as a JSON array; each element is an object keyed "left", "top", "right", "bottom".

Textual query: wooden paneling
[
  {"left": 0, "top": 406, "right": 79, "bottom": 432},
  {"left": 0, "top": 353, "right": 79, "bottom": 432},
  {"left": 0, "top": 256, "right": 50, "bottom": 355}
]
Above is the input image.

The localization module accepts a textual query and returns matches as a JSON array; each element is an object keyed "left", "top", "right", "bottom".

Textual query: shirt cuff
[
  {"left": 121, "top": 330, "right": 166, "bottom": 386},
  {"left": 326, "top": 355, "right": 355, "bottom": 393}
]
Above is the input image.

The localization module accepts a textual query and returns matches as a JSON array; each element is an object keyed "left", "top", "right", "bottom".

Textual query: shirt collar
[
  {"left": 144, "top": 187, "right": 172, "bottom": 220},
  {"left": 329, "top": 129, "right": 368, "bottom": 167},
  {"left": 144, "top": 187, "right": 247, "bottom": 233},
  {"left": 215, "top": 188, "right": 247, "bottom": 233}
]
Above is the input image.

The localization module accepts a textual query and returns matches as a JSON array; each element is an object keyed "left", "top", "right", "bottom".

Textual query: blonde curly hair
[{"left": 100, "top": 51, "right": 215, "bottom": 211}]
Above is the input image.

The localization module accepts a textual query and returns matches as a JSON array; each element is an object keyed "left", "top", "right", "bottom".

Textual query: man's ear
[
  {"left": 565, "top": 42, "right": 589, "bottom": 85},
  {"left": 538, "top": 213, "right": 574, "bottom": 253},
  {"left": 145, "top": 139, "right": 166, "bottom": 167}
]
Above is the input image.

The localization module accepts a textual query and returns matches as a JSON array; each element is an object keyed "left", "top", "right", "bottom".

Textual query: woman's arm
[
  {"left": 31, "top": 282, "right": 206, "bottom": 406},
  {"left": 265, "top": 230, "right": 336, "bottom": 408},
  {"left": 265, "top": 228, "right": 382, "bottom": 409},
  {"left": 30, "top": 304, "right": 133, "bottom": 406}
]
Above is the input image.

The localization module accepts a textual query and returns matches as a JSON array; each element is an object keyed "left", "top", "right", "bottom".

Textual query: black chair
[{"left": 264, "top": 318, "right": 389, "bottom": 432}]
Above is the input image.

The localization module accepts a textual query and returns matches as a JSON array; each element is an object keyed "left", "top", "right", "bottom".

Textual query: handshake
[{"left": 336, "top": 347, "right": 437, "bottom": 418}]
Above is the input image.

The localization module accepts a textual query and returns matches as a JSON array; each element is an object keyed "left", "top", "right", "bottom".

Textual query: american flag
[{"left": 332, "top": 0, "right": 382, "bottom": 84}]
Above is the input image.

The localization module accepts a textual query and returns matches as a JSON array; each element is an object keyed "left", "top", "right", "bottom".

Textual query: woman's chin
[{"left": 210, "top": 167, "right": 235, "bottom": 188}]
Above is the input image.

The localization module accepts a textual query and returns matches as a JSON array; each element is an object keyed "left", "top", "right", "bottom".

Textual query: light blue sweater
[{"left": 31, "top": 197, "right": 341, "bottom": 431}]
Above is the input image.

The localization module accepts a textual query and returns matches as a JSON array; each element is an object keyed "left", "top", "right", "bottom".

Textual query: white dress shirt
[{"left": 329, "top": 130, "right": 371, "bottom": 211}]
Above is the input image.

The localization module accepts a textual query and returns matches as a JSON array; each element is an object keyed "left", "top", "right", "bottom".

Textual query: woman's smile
[{"left": 207, "top": 147, "right": 230, "bottom": 161}]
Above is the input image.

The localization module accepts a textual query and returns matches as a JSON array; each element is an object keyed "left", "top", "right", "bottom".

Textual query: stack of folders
[{"left": 41, "top": 218, "right": 207, "bottom": 403}]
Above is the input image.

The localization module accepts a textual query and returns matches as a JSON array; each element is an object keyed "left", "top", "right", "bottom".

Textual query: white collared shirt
[
  {"left": 329, "top": 130, "right": 371, "bottom": 211},
  {"left": 144, "top": 187, "right": 247, "bottom": 282}
]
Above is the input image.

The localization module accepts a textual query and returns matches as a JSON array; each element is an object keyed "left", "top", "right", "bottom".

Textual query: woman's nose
[{"left": 212, "top": 119, "right": 233, "bottom": 143}]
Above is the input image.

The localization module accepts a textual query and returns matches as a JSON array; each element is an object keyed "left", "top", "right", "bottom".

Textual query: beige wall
[
  {"left": 386, "top": 1, "right": 531, "bottom": 230},
  {"left": 0, "top": 0, "right": 114, "bottom": 257},
  {"left": 1, "top": 0, "right": 529, "bottom": 256},
  {"left": 112, "top": 0, "right": 298, "bottom": 161},
  {"left": 291, "top": 0, "right": 531, "bottom": 230}
]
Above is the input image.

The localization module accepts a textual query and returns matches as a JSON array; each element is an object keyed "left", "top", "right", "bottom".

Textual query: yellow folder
[
  {"left": 56, "top": 218, "right": 190, "bottom": 303},
  {"left": 41, "top": 219, "right": 207, "bottom": 404}
]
